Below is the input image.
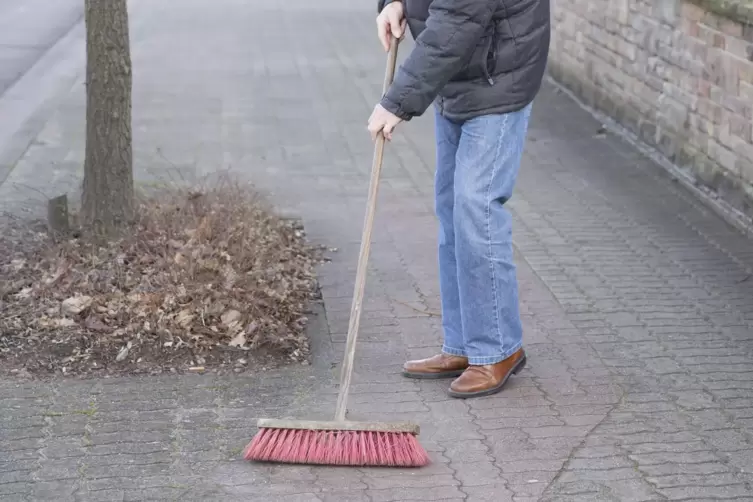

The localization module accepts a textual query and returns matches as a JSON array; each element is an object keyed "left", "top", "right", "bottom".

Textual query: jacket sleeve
[
  {"left": 377, "top": 0, "right": 394, "bottom": 13},
  {"left": 380, "top": 0, "right": 494, "bottom": 120}
]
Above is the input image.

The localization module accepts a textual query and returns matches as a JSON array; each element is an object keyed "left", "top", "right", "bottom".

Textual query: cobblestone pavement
[{"left": 2, "top": 0, "right": 753, "bottom": 500}]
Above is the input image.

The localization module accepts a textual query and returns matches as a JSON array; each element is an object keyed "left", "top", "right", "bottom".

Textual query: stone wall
[{"left": 549, "top": 0, "right": 753, "bottom": 219}]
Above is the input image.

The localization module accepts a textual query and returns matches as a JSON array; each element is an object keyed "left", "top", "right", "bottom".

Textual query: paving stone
[
  {"left": 558, "top": 468, "right": 640, "bottom": 482},
  {"left": 462, "top": 483, "right": 515, "bottom": 501},
  {"left": 657, "top": 484, "right": 753, "bottom": 499},
  {"left": 367, "top": 485, "right": 466, "bottom": 501}
]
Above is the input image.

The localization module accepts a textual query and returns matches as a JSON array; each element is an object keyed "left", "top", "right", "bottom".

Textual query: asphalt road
[{"left": 0, "top": 0, "right": 83, "bottom": 97}]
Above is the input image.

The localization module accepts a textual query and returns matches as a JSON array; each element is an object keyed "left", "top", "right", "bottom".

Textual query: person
[{"left": 367, "top": 0, "right": 550, "bottom": 398}]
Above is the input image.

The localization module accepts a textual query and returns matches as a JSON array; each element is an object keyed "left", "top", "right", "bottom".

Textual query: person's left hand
[{"left": 367, "top": 104, "right": 403, "bottom": 141}]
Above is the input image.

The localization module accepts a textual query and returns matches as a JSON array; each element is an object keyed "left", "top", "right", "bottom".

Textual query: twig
[
  {"left": 11, "top": 182, "right": 52, "bottom": 201},
  {"left": 392, "top": 299, "right": 441, "bottom": 317}
]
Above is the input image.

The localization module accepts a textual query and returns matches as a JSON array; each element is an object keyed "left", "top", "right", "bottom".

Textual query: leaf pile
[{"left": 0, "top": 183, "right": 323, "bottom": 377}]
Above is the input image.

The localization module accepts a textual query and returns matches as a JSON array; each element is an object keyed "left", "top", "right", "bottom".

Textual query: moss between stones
[{"left": 685, "top": 0, "right": 753, "bottom": 26}]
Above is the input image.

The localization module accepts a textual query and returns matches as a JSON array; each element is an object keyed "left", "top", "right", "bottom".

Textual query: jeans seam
[{"left": 485, "top": 113, "right": 509, "bottom": 354}]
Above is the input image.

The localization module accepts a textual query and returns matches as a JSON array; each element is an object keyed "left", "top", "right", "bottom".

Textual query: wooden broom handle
[{"left": 334, "top": 36, "right": 400, "bottom": 421}]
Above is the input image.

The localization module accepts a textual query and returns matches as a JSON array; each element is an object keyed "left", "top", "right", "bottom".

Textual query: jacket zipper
[{"left": 483, "top": 28, "right": 497, "bottom": 86}]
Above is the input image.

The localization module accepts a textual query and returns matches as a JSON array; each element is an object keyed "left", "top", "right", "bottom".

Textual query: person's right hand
[{"left": 376, "top": 1, "right": 406, "bottom": 52}]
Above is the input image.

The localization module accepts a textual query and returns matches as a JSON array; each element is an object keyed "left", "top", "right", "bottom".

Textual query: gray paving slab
[{"left": 1, "top": 0, "right": 753, "bottom": 500}]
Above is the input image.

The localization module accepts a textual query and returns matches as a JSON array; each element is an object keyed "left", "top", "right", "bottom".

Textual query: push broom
[{"left": 242, "top": 36, "right": 429, "bottom": 467}]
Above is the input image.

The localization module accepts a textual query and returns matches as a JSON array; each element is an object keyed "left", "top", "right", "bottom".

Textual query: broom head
[{"left": 243, "top": 419, "right": 430, "bottom": 467}]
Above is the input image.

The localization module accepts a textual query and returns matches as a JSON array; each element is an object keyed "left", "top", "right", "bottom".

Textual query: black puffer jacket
[{"left": 377, "top": 0, "right": 550, "bottom": 121}]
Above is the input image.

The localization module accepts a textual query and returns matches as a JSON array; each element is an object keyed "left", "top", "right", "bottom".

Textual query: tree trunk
[{"left": 81, "top": 0, "right": 134, "bottom": 238}]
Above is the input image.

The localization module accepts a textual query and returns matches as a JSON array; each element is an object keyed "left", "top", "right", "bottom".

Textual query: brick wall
[{"left": 549, "top": 0, "right": 753, "bottom": 219}]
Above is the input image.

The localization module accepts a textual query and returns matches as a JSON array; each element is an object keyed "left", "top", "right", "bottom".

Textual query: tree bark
[{"left": 82, "top": 0, "right": 134, "bottom": 238}]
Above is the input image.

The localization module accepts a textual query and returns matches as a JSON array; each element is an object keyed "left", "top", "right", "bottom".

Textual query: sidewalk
[{"left": 2, "top": 0, "right": 753, "bottom": 500}]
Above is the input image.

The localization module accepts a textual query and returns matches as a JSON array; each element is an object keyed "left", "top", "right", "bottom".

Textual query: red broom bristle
[{"left": 243, "top": 428, "right": 430, "bottom": 467}]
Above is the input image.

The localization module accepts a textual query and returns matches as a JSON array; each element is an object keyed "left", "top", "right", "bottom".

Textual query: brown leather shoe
[
  {"left": 448, "top": 349, "right": 526, "bottom": 398},
  {"left": 402, "top": 354, "right": 469, "bottom": 379}
]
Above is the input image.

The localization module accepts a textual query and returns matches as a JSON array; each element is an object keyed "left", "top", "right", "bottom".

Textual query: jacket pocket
[{"left": 451, "top": 27, "right": 496, "bottom": 84}]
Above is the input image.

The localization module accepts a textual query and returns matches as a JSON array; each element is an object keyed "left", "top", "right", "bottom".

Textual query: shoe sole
[
  {"left": 447, "top": 355, "right": 527, "bottom": 399},
  {"left": 401, "top": 369, "right": 467, "bottom": 379}
]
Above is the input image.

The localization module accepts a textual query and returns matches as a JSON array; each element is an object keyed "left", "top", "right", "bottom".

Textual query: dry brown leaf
[
  {"left": 44, "top": 260, "right": 68, "bottom": 285},
  {"left": 55, "top": 318, "right": 77, "bottom": 328},
  {"left": 14, "top": 287, "right": 32, "bottom": 300},
  {"left": 175, "top": 309, "right": 194, "bottom": 328},
  {"left": 228, "top": 331, "right": 246, "bottom": 348},
  {"left": 61, "top": 295, "right": 93, "bottom": 315},
  {"left": 221, "top": 309, "right": 241, "bottom": 326},
  {"left": 84, "top": 315, "right": 111, "bottom": 332}
]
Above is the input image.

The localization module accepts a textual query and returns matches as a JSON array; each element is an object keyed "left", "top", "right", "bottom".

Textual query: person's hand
[
  {"left": 376, "top": 1, "right": 406, "bottom": 52},
  {"left": 368, "top": 104, "right": 403, "bottom": 141}
]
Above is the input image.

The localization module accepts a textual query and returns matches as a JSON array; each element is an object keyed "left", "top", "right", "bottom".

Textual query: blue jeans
[{"left": 434, "top": 104, "right": 532, "bottom": 366}]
